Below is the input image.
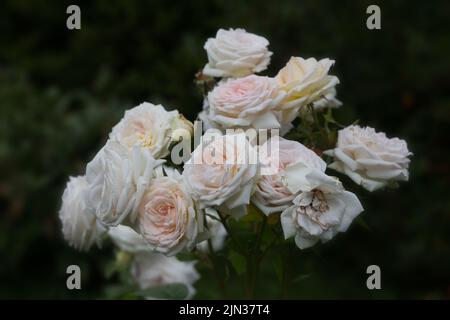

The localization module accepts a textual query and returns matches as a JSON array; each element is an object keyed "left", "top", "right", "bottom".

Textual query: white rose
[
  {"left": 182, "top": 133, "right": 258, "bottom": 219},
  {"left": 110, "top": 102, "right": 193, "bottom": 159},
  {"left": 203, "top": 28, "right": 272, "bottom": 78},
  {"left": 138, "top": 171, "right": 203, "bottom": 256},
  {"left": 108, "top": 225, "right": 152, "bottom": 253},
  {"left": 59, "top": 176, "right": 104, "bottom": 251},
  {"left": 281, "top": 164, "right": 364, "bottom": 249},
  {"left": 131, "top": 252, "right": 199, "bottom": 299},
  {"left": 324, "top": 125, "right": 412, "bottom": 192},
  {"left": 85, "top": 140, "right": 164, "bottom": 227},
  {"left": 203, "top": 75, "right": 282, "bottom": 130},
  {"left": 275, "top": 57, "right": 340, "bottom": 125},
  {"left": 196, "top": 208, "right": 227, "bottom": 252},
  {"left": 252, "top": 136, "right": 326, "bottom": 215}
]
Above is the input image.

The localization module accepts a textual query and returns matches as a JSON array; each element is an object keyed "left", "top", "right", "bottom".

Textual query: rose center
[{"left": 297, "top": 190, "right": 330, "bottom": 228}]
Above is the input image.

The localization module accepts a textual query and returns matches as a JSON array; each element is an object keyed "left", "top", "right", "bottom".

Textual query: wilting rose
[
  {"left": 85, "top": 140, "right": 164, "bottom": 227},
  {"left": 203, "top": 75, "right": 282, "bottom": 130},
  {"left": 203, "top": 28, "right": 272, "bottom": 78},
  {"left": 252, "top": 136, "right": 326, "bottom": 215},
  {"left": 275, "top": 57, "right": 340, "bottom": 125},
  {"left": 131, "top": 252, "right": 199, "bottom": 299},
  {"left": 281, "top": 164, "right": 363, "bottom": 249},
  {"left": 59, "top": 176, "right": 103, "bottom": 251},
  {"left": 110, "top": 102, "right": 193, "bottom": 159},
  {"left": 324, "top": 125, "right": 412, "bottom": 191},
  {"left": 182, "top": 133, "right": 258, "bottom": 219},
  {"left": 138, "top": 171, "right": 202, "bottom": 256}
]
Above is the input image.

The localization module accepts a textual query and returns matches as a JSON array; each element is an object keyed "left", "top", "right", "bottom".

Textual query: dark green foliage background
[{"left": 0, "top": 0, "right": 449, "bottom": 298}]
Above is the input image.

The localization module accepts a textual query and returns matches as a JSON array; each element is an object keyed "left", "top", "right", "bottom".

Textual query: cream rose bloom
[
  {"left": 108, "top": 224, "right": 152, "bottom": 253},
  {"left": 281, "top": 164, "right": 363, "bottom": 249},
  {"left": 138, "top": 170, "right": 202, "bottom": 256},
  {"left": 252, "top": 136, "right": 326, "bottom": 215},
  {"left": 59, "top": 176, "right": 104, "bottom": 251},
  {"left": 131, "top": 252, "right": 199, "bottom": 299},
  {"left": 85, "top": 140, "right": 164, "bottom": 227},
  {"left": 324, "top": 125, "right": 412, "bottom": 192},
  {"left": 196, "top": 208, "right": 227, "bottom": 252},
  {"left": 110, "top": 102, "right": 193, "bottom": 159},
  {"left": 275, "top": 57, "right": 340, "bottom": 125},
  {"left": 202, "top": 75, "right": 283, "bottom": 130},
  {"left": 203, "top": 28, "right": 272, "bottom": 78},
  {"left": 182, "top": 133, "right": 258, "bottom": 219}
]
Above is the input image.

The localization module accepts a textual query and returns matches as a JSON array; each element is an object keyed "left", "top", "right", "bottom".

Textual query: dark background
[{"left": 1, "top": 0, "right": 449, "bottom": 299}]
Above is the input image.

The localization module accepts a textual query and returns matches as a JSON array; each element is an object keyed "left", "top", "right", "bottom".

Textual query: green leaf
[
  {"left": 386, "top": 181, "right": 400, "bottom": 189},
  {"left": 240, "top": 204, "right": 263, "bottom": 223},
  {"left": 175, "top": 252, "right": 197, "bottom": 262},
  {"left": 228, "top": 250, "right": 246, "bottom": 275},
  {"left": 104, "top": 261, "right": 118, "bottom": 279},
  {"left": 356, "top": 216, "right": 371, "bottom": 231},
  {"left": 293, "top": 274, "right": 312, "bottom": 283},
  {"left": 103, "top": 284, "right": 137, "bottom": 299},
  {"left": 224, "top": 262, "right": 231, "bottom": 281},
  {"left": 267, "top": 212, "right": 280, "bottom": 225},
  {"left": 323, "top": 108, "right": 335, "bottom": 123},
  {"left": 134, "top": 283, "right": 189, "bottom": 300},
  {"left": 273, "top": 255, "right": 283, "bottom": 282}
]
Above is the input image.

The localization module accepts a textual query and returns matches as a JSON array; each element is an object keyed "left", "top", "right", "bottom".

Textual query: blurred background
[{"left": 1, "top": 0, "right": 449, "bottom": 299}]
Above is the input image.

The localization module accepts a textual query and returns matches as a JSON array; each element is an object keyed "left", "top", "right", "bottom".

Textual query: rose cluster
[
  {"left": 59, "top": 28, "right": 412, "bottom": 299},
  {"left": 199, "top": 28, "right": 341, "bottom": 135}
]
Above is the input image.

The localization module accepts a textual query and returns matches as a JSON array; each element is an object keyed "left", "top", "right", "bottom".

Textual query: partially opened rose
[
  {"left": 281, "top": 164, "right": 363, "bottom": 249},
  {"left": 85, "top": 140, "right": 164, "bottom": 227},
  {"left": 203, "top": 28, "right": 272, "bottom": 78},
  {"left": 182, "top": 133, "right": 258, "bottom": 219},
  {"left": 131, "top": 252, "right": 199, "bottom": 299},
  {"left": 138, "top": 170, "right": 202, "bottom": 256},
  {"left": 252, "top": 136, "right": 326, "bottom": 215},
  {"left": 202, "top": 75, "right": 283, "bottom": 130},
  {"left": 324, "top": 125, "right": 412, "bottom": 191},
  {"left": 110, "top": 102, "right": 193, "bottom": 159},
  {"left": 275, "top": 57, "right": 340, "bottom": 125},
  {"left": 59, "top": 176, "right": 103, "bottom": 251}
]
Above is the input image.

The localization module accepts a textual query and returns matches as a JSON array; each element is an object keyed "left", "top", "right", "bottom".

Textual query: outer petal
[
  {"left": 294, "top": 233, "right": 319, "bottom": 250},
  {"left": 280, "top": 209, "right": 297, "bottom": 239},
  {"left": 335, "top": 191, "right": 364, "bottom": 232}
]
